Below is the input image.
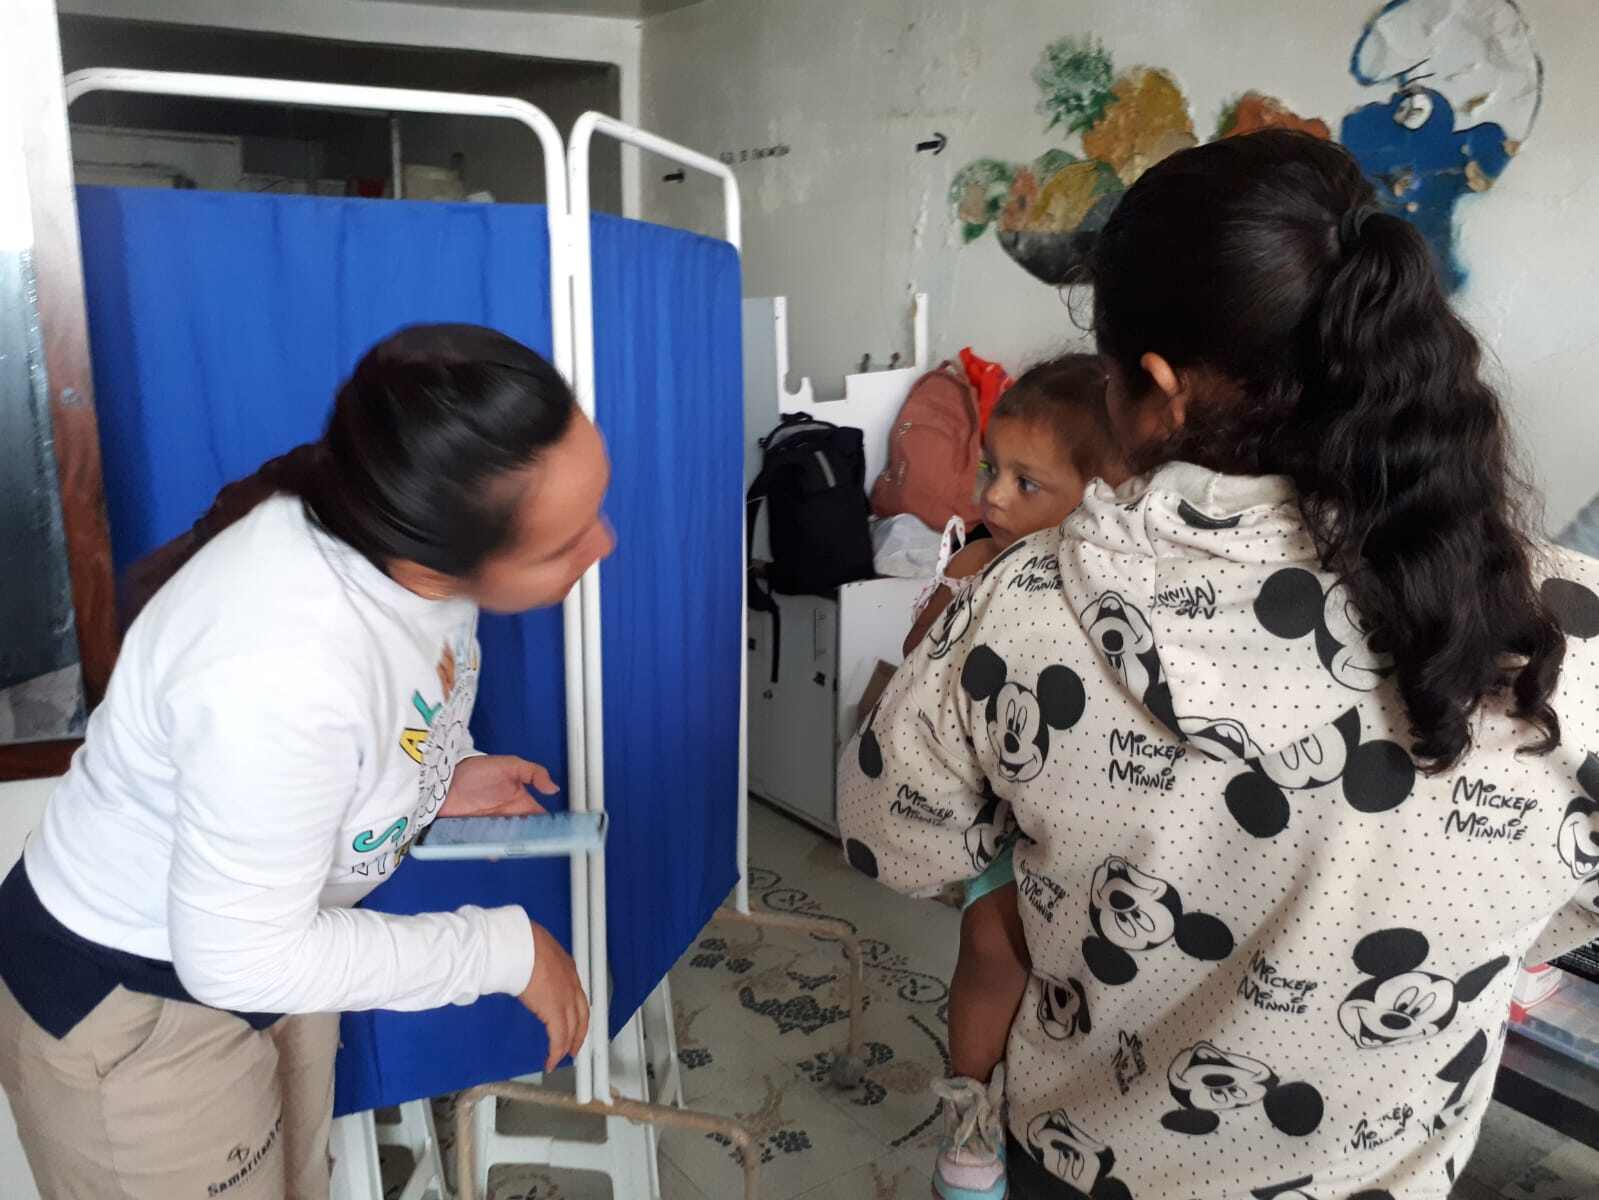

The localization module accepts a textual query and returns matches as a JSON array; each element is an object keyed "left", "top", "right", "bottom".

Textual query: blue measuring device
[{"left": 410, "top": 810, "right": 608, "bottom": 862}]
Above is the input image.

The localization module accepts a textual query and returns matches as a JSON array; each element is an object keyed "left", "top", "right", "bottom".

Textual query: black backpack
[{"left": 746, "top": 413, "right": 875, "bottom": 679}]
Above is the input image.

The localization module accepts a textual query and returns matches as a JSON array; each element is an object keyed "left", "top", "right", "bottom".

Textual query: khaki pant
[{"left": 0, "top": 979, "right": 337, "bottom": 1200}]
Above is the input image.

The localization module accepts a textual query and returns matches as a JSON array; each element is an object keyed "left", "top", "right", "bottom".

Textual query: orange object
[
  {"left": 870, "top": 363, "right": 983, "bottom": 531},
  {"left": 959, "top": 347, "right": 1014, "bottom": 434},
  {"left": 1219, "top": 92, "right": 1331, "bottom": 141}
]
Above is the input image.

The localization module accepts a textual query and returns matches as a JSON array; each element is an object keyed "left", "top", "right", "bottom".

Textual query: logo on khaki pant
[{"left": 209, "top": 1116, "right": 281, "bottom": 1196}]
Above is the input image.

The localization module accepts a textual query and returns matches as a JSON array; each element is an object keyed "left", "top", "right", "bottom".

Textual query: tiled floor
[
  {"left": 389, "top": 801, "right": 1599, "bottom": 1199},
  {"left": 647, "top": 813, "right": 961, "bottom": 1200}
]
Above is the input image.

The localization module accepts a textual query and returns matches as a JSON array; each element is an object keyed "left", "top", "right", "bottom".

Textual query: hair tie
[{"left": 1338, "top": 205, "right": 1377, "bottom": 252}]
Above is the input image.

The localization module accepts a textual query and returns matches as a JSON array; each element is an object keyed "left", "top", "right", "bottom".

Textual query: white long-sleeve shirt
[
  {"left": 839, "top": 464, "right": 1599, "bottom": 1200},
  {"left": 25, "top": 495, "right": 535, "bottom": 1015}
]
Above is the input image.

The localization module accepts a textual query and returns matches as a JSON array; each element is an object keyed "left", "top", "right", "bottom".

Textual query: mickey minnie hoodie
[{"left": 838, "top": 463, "right": 1599, "bottom": 1200}]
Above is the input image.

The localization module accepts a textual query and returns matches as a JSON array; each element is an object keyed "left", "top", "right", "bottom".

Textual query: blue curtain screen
[{"left": 76, "top": 188, "right": 741, "bottom": 1112}]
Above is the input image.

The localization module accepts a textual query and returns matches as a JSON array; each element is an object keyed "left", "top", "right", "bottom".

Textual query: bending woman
[
  {"left": 0, "top": 325, "right": 605, "bottom": 1200},
  {"left": 840, "top": 131, "right": 1599, "bottom": 1199}
]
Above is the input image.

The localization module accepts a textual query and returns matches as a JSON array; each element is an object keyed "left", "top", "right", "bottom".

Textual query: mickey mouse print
[{"left": 837, "top": 465, "right": 1599, "bottom": 1199}]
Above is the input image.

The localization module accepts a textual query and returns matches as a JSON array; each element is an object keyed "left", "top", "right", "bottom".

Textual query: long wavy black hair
[{"left": 1088, "top": 129, "right": 1563, "bottom": 771}]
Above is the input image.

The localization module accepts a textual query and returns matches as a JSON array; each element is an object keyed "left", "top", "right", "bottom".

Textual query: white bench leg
[
  {"left": 470, "top": 1072, "right": 543, "bottom": 1198},
  {"left": 610, "top": 1010, "right": 659, "bottom": 1200},
  {"left": 329, "top": 1111, "right": 384, "bottom": 1200},
  {"left": 641, "top": 977, "right": 684, "bottom": 1109},
  {"left": 375, "top": 1100, "right": 447, "bottom": 1200},
  {"left": 465, "top": 1012, "right": 662, "bottom": 1200}
]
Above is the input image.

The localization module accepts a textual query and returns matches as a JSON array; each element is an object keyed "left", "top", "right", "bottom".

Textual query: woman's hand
[
  {"left": 520, "top": 921, "right": 591, "bottom": 1072},
  {"left": 441, "top": 755, "right": 559, "bottom": 818}
]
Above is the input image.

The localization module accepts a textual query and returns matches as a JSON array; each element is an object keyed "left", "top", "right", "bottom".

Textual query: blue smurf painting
[{"left": 1340, "top": 0, "right": 1542, "bottom": 289}]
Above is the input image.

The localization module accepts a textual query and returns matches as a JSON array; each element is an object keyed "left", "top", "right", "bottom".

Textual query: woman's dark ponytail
[
  {"left": 1305, "top": 205, "right": 1561, "bottom": 766},
  {"left": 1090, "top": 129, "right": 1564, "bottom": 772},
  {"left": 123, "top": 324, "right": 575, "bottom": 625},
  {"left": 122, "top": 442, "right": 329, "bottom": 625}
]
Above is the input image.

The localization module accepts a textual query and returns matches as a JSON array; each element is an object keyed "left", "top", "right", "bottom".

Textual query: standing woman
[
  {"left": 0, "top": 324, "right": 605, "bottom": 1200},
  {"left": 839, "top": 133, "right": 1599, "bottom": 1199}
]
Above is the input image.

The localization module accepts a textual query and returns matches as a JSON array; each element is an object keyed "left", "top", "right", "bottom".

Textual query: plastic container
[{"left": 1511, "top": 966, "right": 1599, "bottom": 1071}]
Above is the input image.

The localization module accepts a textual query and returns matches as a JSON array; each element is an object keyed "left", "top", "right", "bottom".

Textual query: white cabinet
[
  {"left": 742, "top": 294, "right": 930, "bottom": 836},
  {"left": 835, "top": 578, "right": 924, "bottom": 746},
  {"left": 747, "top": 593, "right": 835, "bottom": 830},
  {"left": 747, "top": 577, "right": 920, "bottom": 835}
]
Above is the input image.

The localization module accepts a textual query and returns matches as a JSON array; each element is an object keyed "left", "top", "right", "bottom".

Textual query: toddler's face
[{"left": 976, "top": 416, "right": 1089, "bottom": 549}]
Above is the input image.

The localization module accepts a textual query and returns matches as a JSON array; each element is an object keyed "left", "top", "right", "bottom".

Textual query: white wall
[
  {"left": 0, "top": 779, "right": 54, "bottom": 896},
  {"left": 641, "top": 0, "right": 1599, "bottom": 532},
  {"left": 57, "top": 0, "right": 645, "bottom": 215},
  {"left": 0, "top": 776, "right": 54, "bottom": 1200}
]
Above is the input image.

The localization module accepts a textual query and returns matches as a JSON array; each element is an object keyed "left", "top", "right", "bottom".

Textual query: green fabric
[{"left": 962, "top": 841, "right": 1017, "bottom": 909}]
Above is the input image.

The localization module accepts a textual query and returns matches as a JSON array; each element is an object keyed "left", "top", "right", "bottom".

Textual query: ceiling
[{"left": 370, "top": 0, "right": 705, "bottom": 16}]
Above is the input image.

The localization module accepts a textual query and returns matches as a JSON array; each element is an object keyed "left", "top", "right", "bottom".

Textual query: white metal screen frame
[
  {"left": 566, "top": 111, "right": 741, "bottom": 1108},
  {"left": 60, "top": 68, "right": 605, "bottom": 1104}
]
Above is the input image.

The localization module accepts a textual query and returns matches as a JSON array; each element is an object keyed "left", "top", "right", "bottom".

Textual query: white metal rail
[{"left": 565, "top": 112, "right": 743, "bottom": 1109}]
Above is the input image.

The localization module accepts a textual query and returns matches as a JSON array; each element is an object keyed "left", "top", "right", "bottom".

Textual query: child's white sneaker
[{"left": 931, "top": 1071, "right": 1008, "bottom": 1199}]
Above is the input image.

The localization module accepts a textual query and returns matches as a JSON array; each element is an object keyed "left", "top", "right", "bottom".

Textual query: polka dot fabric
[{"left": 837, "top": 463, "right": 1599, "bottom": 1200}]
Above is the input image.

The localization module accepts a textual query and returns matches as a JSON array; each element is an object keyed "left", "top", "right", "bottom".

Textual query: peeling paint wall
[{"left": 641, "top": 0, "right": 1599, "bottom": 531}]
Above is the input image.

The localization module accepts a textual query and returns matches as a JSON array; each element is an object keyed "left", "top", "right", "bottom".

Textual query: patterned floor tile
[
  {"left": 673, "top": 1016, "right": 793, "bottom": 1107},
  {"left": 791, "top": 1145, "right": 932, "bottom": 1199},
  {"left": 787, "top": 1017, "right": 949, "bottom": 1154},
  {"left": 659, "top": 1155, "right": 711, "bottom": 1200},
  {"left": 657, "top": 1066, "right": 884, "bottom": 1200},
  {"left": 485, "top": 1163, "right": 611, "bottom": 1200},
  {"left": 1503, "top": 1137, "right": 1599, "bottom": 1199},
  {"left": 1463, "top": 1101, "right": 1578, "bottom": 1190}
]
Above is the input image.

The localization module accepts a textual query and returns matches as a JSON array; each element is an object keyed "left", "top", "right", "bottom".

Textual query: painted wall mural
[
  {"left": 1341, "top": 0, "right": 1541, "bottom": 289},
  {"left": 952, "top": 0, "right": 1542, "bottom": 291}
]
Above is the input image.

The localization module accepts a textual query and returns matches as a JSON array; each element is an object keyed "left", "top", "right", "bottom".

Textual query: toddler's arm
[{"left": 902, "top": 538, "right": 1000, "bottom": 658}]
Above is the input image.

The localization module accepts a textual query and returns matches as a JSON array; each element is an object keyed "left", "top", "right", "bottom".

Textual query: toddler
[{"left": 905, "top": 353, "right": 1129, "bottom": 1200}]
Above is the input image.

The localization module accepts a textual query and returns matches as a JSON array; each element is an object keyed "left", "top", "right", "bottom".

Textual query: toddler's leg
[
  {"left": 931, "top": 856, "right": 1026, "bottom": 1198},
  {"left": 949, "top": 882, "right": 1029, "bottom": 1083}
]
